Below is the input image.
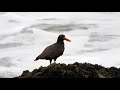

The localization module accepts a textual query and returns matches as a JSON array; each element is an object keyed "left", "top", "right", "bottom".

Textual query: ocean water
[{"left": 0, "top": 12, "right": 120, "bottom": 78}]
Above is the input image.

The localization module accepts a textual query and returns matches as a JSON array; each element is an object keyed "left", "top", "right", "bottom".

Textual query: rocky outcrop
[{"left": 15, "top": 62, "right": 120, "bottom": 78}]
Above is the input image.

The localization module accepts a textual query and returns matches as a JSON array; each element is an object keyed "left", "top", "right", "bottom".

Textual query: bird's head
[{"left": 57, "top": 34, "right": 71, "bottom": 42}]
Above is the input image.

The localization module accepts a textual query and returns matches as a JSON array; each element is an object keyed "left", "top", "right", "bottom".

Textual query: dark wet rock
[
  {"left": 107, "top": 67, "right": 120, "bottom": 78},
  {"left": 16, "top": 62, "right": 120, "bottom": 78},
  {"left": 17, "top": 70, "right": 32, "bottom": 78}
]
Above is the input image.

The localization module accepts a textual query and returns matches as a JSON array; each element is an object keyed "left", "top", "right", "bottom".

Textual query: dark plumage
[{"left": 34, "top": 34, "right": 71, "bottom": 64}]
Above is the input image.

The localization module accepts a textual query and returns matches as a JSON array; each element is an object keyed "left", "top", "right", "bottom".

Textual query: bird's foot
[{"left": 54, "top": 61, "right": 56, "bottom": 64}]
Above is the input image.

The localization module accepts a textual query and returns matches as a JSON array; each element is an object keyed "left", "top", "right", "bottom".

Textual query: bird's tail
[
  {"left": 34, "top": 59, "right": 37, "bottom": 61},
  {"left": 34, "top": 57, "right": 39, "bottom": 61},
  {"left": 34, "top": 55, "right": 44, "bottom": 61}
]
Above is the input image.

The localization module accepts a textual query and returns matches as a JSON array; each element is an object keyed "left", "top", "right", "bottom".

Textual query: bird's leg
[
  {"left": 54, "top": 58, "right": 57, "bottom": 63},
  {"left": 50, "top": 59, "right": 52, "bottom": 65}
]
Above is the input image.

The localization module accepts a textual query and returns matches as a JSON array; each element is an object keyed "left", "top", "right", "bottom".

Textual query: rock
[{"left": 16, "top": 62, "right": 120, "bottom": 78}]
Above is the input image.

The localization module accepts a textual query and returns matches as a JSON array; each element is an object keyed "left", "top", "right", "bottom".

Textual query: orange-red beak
[{"left": 64, "top": 37, "right": 71, "bottom": 42}]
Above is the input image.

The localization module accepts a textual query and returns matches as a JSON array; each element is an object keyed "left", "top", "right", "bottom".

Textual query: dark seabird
[{"left": 34, "top": 34, "right": 71, "bottom": 64}]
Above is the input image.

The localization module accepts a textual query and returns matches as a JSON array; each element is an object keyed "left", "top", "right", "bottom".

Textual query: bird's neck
[{"left": 57, "top": 40, "right": 64, "bottom": 45}]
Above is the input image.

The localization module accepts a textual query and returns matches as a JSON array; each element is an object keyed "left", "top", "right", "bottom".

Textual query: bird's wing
[
  {"left": 40, "top": 45, "right": 55, "bottom": 58},
  {"left": 36, "top": 44, "right": 56, "bottom": 59},
  {"left": 36, "top": 44, "right": 64, "bottom": 59}
]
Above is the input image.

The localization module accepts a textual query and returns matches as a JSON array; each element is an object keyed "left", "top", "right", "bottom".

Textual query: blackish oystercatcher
[{"left": 34, "top": 34, "right": 71, "bottom": 64}]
